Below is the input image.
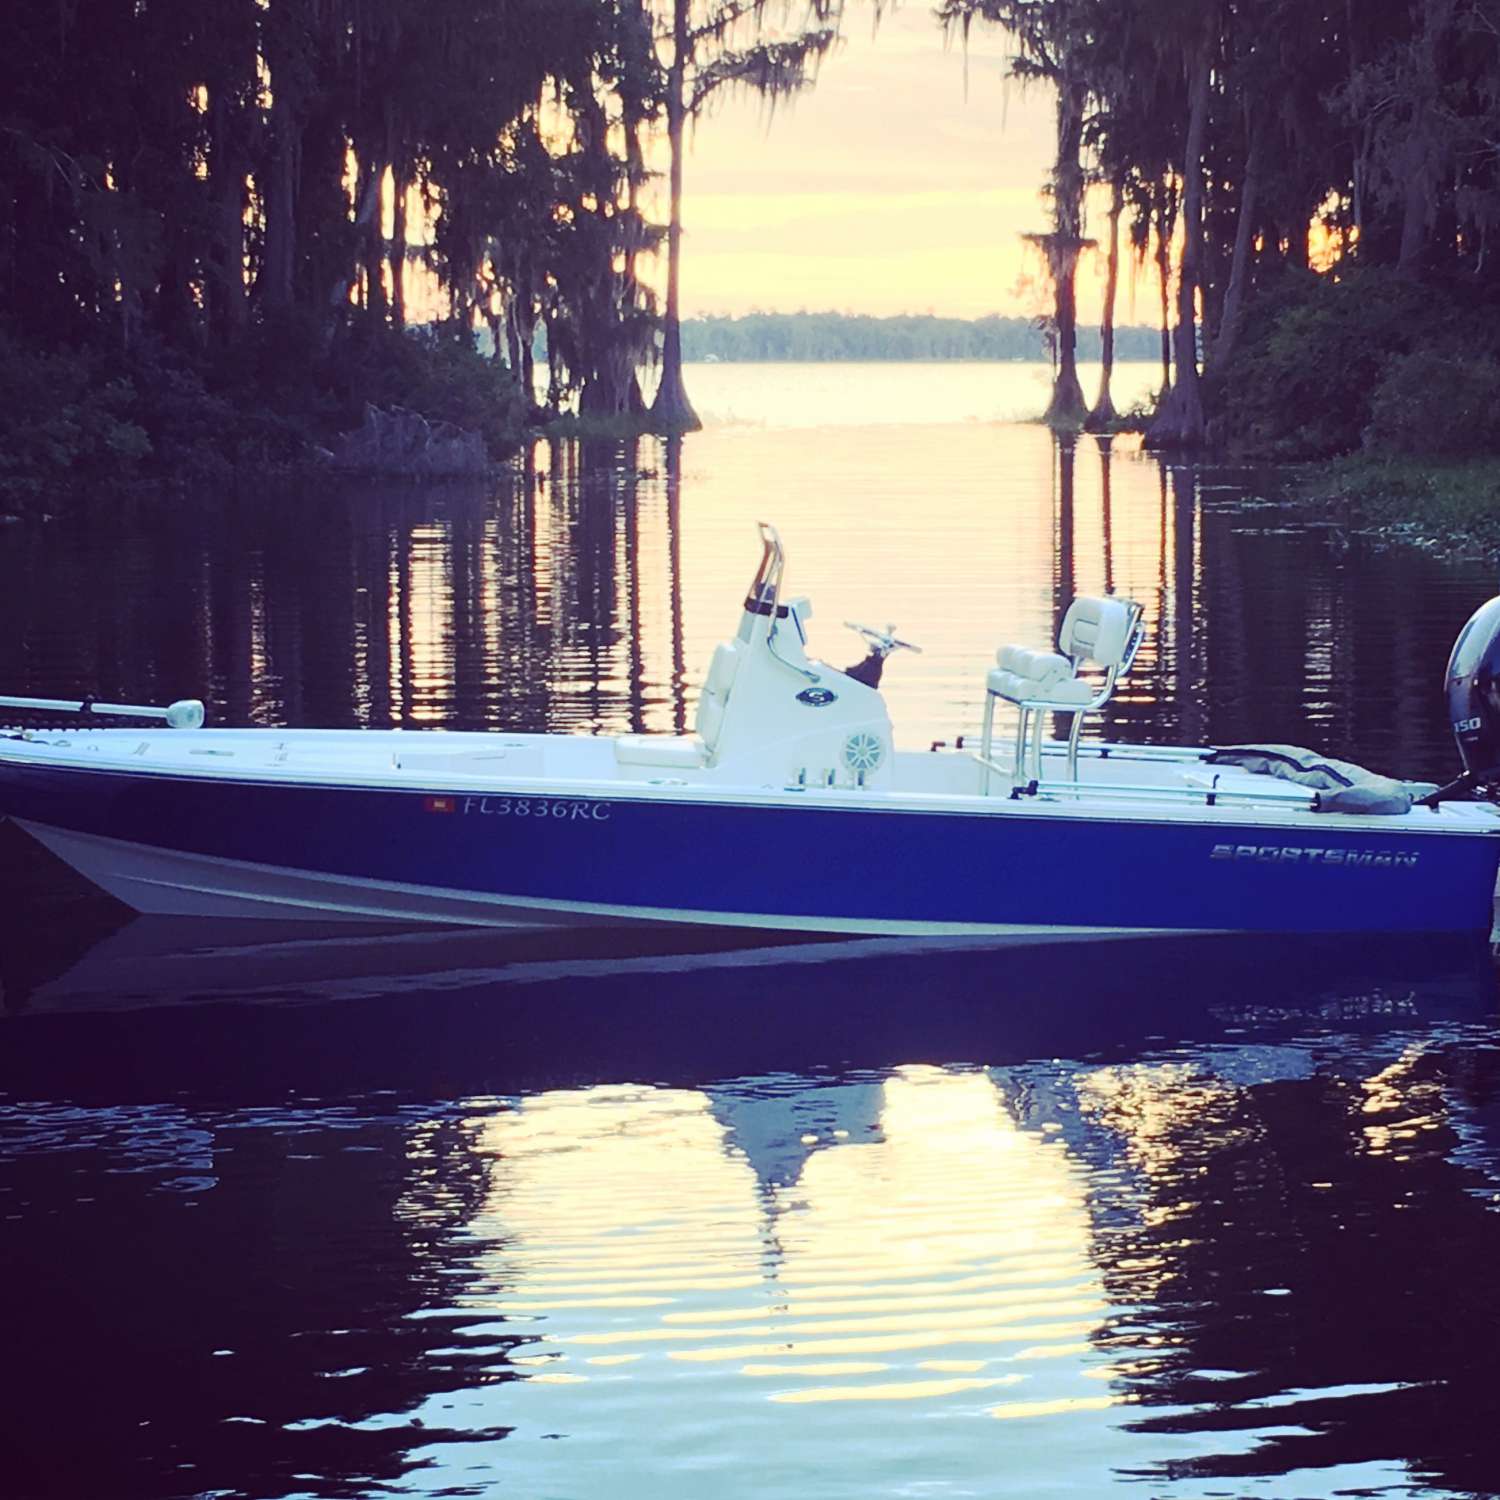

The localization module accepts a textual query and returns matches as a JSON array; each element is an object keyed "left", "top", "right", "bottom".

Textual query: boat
[{"left": 4, "top": 524, "right": 1500, "bottom": 938}]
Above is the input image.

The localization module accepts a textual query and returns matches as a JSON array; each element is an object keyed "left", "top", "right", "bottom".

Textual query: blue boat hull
[{"left": 2, "top": 761, "right": 1498, "bottom": 936}]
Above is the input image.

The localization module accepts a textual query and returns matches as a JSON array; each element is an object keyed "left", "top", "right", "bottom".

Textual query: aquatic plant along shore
[{"left": 1297, "top": 453, "right": 1500, "bottom": 563}]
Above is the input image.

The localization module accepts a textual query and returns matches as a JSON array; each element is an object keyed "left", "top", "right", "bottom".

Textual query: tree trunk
[
  {"left": 1146, "top": 47, "right": 1211, "bottom": 450},
  {"left": 217, "top": 172, "right": 248, "bottom": 342},
  {"left": 505, "top": 243, "right": 538, "bottom": 411},
  {"left": 1084, "top": 175, "right": 1124, "bottom": 432},
  {"left": 505, "top": 288, "right": 524, "bottom": 383},
  {"left": 1397, "top": 140, "right": 1432, "bottom": 274},
  {"left": 1154, "top": 189, "right": 1173, "bottom": 398},
  {"left": 391, "top": 162, "right": 407, "bottom": 330},
  {"left": 1043, "top": 240, "right": 1089, "bottom": 428},
  {"left": 1043, "top": 70, "right": 1088, "bottom": 430},
  {"left": 154, "top": 222, "right": 195, "bottom": 345},
  {"left": 517, "top": 288, "right": 537, "bottom": 412},
  {"left": 297, "top": 103, "right": 347, "bottom": 313},
  {"left": 210, "top": 89, "right": 248, "bottom": 346},
  {"left": 1346, "top": 0, "right": 1372, "bottom": 251},
  {"left": 650, "top": 0, "right": 701, "bottom": 433},
  {"left": 362, "top": 156, "right": 387, "bottom": 320},
  {"left": 1210, "top": 121, "right": 1260, "bottom": 369},
  {"left": 1397, "top": 0, "right": 1456, "bottom": 275},
  {"left": 545, "top": 314, "right": 566, "bottom": 415},
  {"left": 327, "top": 160, "right": 384, "bottom": 313},
  {"left": 262, "top": 93, "right": 299, "bottom": 311},
  {"left": 624, "top": 113, "right": 648, "bottom": 420}
]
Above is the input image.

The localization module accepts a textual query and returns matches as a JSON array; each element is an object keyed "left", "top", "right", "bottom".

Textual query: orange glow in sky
[{"left": 646, "top": 11, "right": 1124, "bottom": 323}]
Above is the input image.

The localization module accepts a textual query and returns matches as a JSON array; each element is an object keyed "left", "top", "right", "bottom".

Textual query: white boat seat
[
  {"left": 987, "top": 647, "right": 1092, "bottom": 706},
  {"left": 981, "top": 595, "right": 1143, "bottom": 790},
  {"left": 615, "top": 734, "right": 707, "bottom": 769},
  {"left": 615, "top": 637, "right": 743, "bottom": 772},
  {"left": 693, "top": 640, "right": 742, "bottom": 756}
]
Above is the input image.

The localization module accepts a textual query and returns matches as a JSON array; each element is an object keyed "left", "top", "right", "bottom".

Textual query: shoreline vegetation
[
  {"left": 0, "top": 309, "right": 1165, "bottom": 508},
  {"left": 1302, "top": 455, "right": 1500, "bottom": 560},
  {"left": 935, "top": 0, "right": 1500, "bottom": 552}
]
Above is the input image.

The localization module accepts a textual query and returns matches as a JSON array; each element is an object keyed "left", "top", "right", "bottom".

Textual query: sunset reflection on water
[
  {"left": 1, "top": 363, "right": 1489, "bottom": 781},
  {"left": 389, "top": 1066, "right": 1125, "bottom": 1495},
  {"left": 306, "top": 1017, "right": 1500, "bottom": 1500}
]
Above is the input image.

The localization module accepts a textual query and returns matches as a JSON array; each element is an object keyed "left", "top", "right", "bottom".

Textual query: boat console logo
[
  {"left": 1210, "top": 843, "right": 1419, "bottom": 869},
  {"left": 796, "top": 687, "right": 838, "bottom": 707}
]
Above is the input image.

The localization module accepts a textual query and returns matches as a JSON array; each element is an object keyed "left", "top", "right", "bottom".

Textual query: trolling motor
[
  {"left": 1420, "top": 595, "right": 1500, "bottom": 806},
  {"left": 842, "top": 622, "right": 921, "bottom": 689}
]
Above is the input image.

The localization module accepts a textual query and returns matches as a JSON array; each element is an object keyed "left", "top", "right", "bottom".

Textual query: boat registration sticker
[
  {"left": 449, "top": 795, "right": 612, "bottom": 822},
  {"left": 423, "top": 796, "right": 458, "bottom": 814}
]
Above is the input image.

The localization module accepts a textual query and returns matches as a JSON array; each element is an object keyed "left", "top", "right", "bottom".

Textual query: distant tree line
[
  {"left": 680, "top": 312, "right": 1160, "bottom": 363},
  {"left": 946, "top": 0, "right": 1500, "bottom": 457}
]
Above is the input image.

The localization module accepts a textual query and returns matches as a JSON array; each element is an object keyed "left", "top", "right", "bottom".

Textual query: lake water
[{"left": 5, "top": 361, "right": 1500, "bottom": 1500}]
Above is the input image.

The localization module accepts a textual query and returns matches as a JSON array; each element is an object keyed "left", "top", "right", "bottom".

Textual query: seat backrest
[
  {"left": 694, "top": 640, "right": 742, "bottom": 750},
  {"left": 1058, "top": 596, "right": 1137, "bottom": 668}
]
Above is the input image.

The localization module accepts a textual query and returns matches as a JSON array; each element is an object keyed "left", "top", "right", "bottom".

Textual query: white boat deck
[{"left": 5, "top": 725, "right": 1497, "bottom": 835}]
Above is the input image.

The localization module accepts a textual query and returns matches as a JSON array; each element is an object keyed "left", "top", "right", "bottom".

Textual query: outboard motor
[{"left": 1423, "top": 596, "right": 1500, "bottom": 804}]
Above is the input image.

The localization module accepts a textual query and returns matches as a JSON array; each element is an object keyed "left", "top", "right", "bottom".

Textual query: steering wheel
[{"left": 844, "top": 621, "right": 922, "bottom": 657}]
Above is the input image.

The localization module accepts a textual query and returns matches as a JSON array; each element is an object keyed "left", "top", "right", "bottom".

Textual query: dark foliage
[
  {"left": 954, "top": 0, "right": 1500, "bottom": 458},
  {"left": 1207, "top": 270, "right": 1432, "bottom": 458},
  {"left": 1367, "top": 349, "right": 1500, "bottom": 459},
  {"left": 0, "top": 0, "right": 669, "bottom": 492},
  {"left": 1208, "top": 268, "right": 1500, "bottom": 460},
  {"left": 0, "top": 337, "right": 151, "bottom": 500}
]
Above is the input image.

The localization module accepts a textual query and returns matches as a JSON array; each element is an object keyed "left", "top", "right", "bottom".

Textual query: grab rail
[
  {"left": 970, "top": 753, "right": 1320, "bottom": 811},
  {"left": 1067, "top": 743, "right": 1214, "bottom": 764},
  {"left": 747, "top": 521, "right": 785, "bottom": 620},
  {"left": 1034, "top": 779, "right": 1319, "bottom": 810},
  {"left": 750, "top": 522, "right": 821, "bottom": 682}
]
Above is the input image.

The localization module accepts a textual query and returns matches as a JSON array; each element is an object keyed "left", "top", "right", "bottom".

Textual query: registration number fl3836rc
[{"left": 423, "top": 794, "right": 613, "bottom": 822}]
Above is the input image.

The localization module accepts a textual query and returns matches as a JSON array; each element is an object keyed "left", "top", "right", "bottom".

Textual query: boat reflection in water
[
  {"left": 2, "top": 911, "right": 1491, "bottom": 1086},
  {"left": 4, "top": 920, "right": 1500, "bottom": 1499}
]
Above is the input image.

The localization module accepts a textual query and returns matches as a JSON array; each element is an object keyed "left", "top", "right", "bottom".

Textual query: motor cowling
[{"left": 1444, "top": 595, "right": 1500, "bottom": 780}]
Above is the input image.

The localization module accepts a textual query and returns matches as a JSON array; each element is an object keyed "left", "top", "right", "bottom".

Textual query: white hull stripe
[{"left": 16, "top": 820, "right": 1200, "bottom": 938}]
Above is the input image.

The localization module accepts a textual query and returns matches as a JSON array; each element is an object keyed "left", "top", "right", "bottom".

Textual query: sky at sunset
[{"left": 653, "top": 10, "right": 1126, "bottom": 324}]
